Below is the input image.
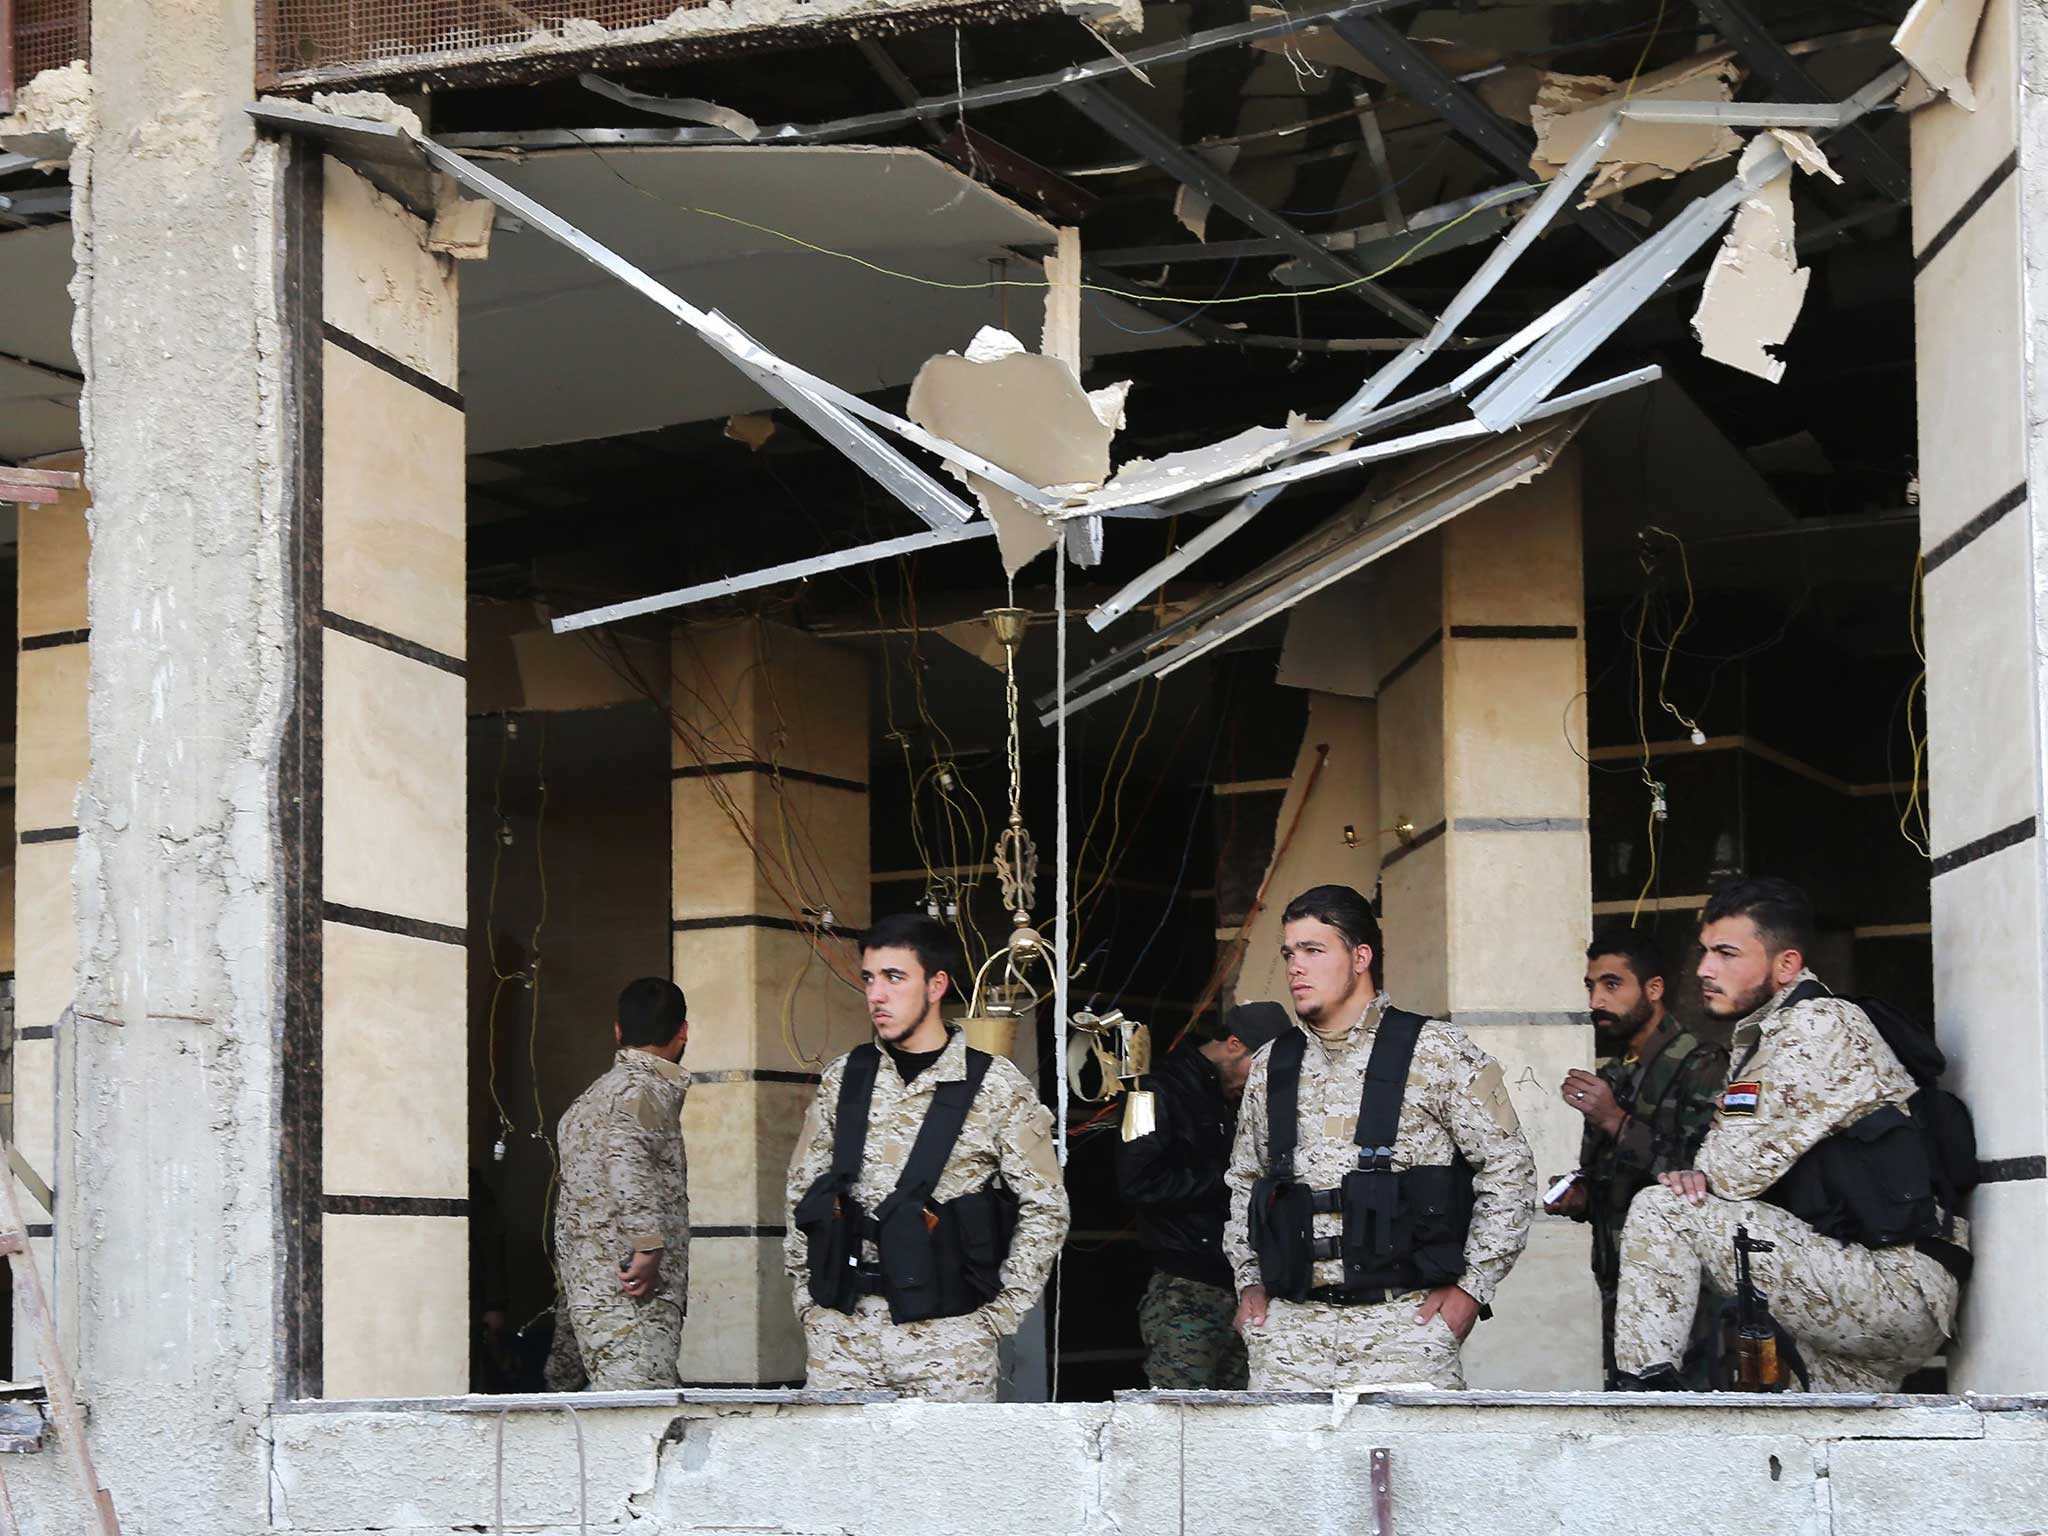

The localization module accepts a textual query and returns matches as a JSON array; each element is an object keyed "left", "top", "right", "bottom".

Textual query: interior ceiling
[
  {"left": 0, "top": 223, "right": 82, "bottom": 462},
  {"left": 460, "top": 144, "right": 1185, "bottom": 452}
]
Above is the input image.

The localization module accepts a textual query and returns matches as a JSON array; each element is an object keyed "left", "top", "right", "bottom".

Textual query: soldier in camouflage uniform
[
  {"left": 785, "top": 913, "right": 1069, "bottom": 1401},
  {"left": 1225, "top": 887, "right": 1536, "bottom": 1391},
  {"left": 1549, "top": 929, "right": 1726, "bottom": 1386},
  {"left": 543, "top": 978, "right": 691, "bottom": 1392},
  {"left": 1613, "top": 880, "right": 1966, "bottom": 1392}
]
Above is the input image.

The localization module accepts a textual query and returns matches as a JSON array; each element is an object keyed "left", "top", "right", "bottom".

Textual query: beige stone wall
[
  {"left": 314, "top": 158, "right": 468, "bottom": 1399},
  {"left": 671, "top": 620, "right": 870, "bottom": 1384},
  {"left": 9, "top": 449, "right": 87, "bottom": 1377}
]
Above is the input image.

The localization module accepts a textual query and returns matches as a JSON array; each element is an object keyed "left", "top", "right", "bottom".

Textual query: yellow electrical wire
[
  {"left": 570, "top": 135, "right": 1548, "bottom": 307},
  {"left": 1623, "top": 0, "right": 1670, "bottom": 99},
  {"left": 1899, "top": 553, "right": 1932, "bottom": 857}
]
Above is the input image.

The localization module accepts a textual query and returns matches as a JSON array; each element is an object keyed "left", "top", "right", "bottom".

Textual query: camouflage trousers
[
  {"left": 1138, "top": 1272, "right": 1248, "bottom": 1390},
  {"left": 802, "top": 1295, "right": 1000, "bottom": 1402},
  {"left": 543, "top": 1288, "right": 684, "bottom": 1392},
  {"left": 1614, "top": 1185, "right": 1955, "bottom": 1392},
  {"left": 1244, "top": 1293, "right": 1463, "bottom": 1391}
]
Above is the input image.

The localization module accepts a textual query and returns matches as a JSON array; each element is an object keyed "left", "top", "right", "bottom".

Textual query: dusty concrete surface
[{"left": 254, "top": 1395, "right": 2048, "bottom": 1535}]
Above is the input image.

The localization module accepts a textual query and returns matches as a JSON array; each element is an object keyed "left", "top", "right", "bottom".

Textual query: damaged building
[{"left": 1, "top": 0, "right": 2047, "bottom": 1528}]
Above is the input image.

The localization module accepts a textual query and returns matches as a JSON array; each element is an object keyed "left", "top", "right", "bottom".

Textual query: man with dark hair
[
  {"left": 1118, "top": 1000, "right": 1291, "bottom": 1389},
  {"left": 784, "top": 912, "right": 1070, "bottom": 1400},
  {"left": 1549, "top": 928, "right": 1726, "bottom": 1386},
  {"left": 544, "top": 976, "right": 691, "bottom": 1391},
  {"left": 1612, "top": 878, "right": 1966, "bottom": 1390},
  {"left": 1224, "top": 884, "right": 1535, "bottom": 1389}
]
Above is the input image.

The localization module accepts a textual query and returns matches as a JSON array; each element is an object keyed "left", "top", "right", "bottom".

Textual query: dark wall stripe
[
  {"left": 1914, "top": 151, "right": 2017, "bottom": 275},
  {"left": 321, "top": 1194, "right": 469, "bottom": 1218},
  {"left": 1447, "top": 624, "right": 1579, "bottom": 640},
  {"left": 17, "top": 1025, "right": 53, "bottom": 1041},
  {"left": 320, "top": 609, "right": 466, "bottom": 677},
  {"left": 1380, "top": 819, "right": 1446, "bottom": 870},
  {"left": 672, "top": 914, "right": 858, "bottom": 939},
  {"left": 1377, "top": 629, "right": 1442, "bottom": 693},
  {"left": 1931, "top": 817, "right": 2036, "bottom": 878},
  {"left": 323, "top": 902, "right": 466, "bottom": 949},
  {"left": 672, "top": 761, "right": 866, "bottom": 794},
  {"left": 690, "top": 1068, "right": 825, "bottom": 1086},
  {"left": 1923, "top": 484, "right": 2026, "bottom": 574},
  {"left": 280, "top": 144, "right": 328, "bottom": 1401},
  {"left": 20, "top": 827, "right": 79, "bottom": 845},
  {"left": 320, "top": 321, "right": 465, "bottom": 413},
  {"left": 693, "top": 1225, "right": 790, "bottom": 1239},
  {"left": 20, "top": 628, "right": 89, "bottom": 651},
  {"left": 1976, "top": 1156, "right": 2046, "bottom": 1185},
  {"left": 25, "top": 1224, "right": 51, "bottom": 1240}
]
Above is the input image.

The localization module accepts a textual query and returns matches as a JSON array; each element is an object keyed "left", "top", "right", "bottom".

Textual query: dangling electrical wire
[{"left": 1899, "top": 553, "right": 1932, "bottom": 858}]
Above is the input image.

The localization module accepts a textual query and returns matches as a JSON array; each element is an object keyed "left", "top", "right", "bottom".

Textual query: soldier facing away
[
  {"left": 1548, "top": 927, "right": 1727, "bottom": 1387},
  {"left": 1116, "top": 999, "right": 1292, "bottom": 1390},
  {"left": 544, "top": 976, "right": 691, "bottom": 1392},
  {"left": 1612, "top": 878, "right": 1967, "bottom": 1391},
  {"left": 1225, "top": 885, "right": 1536, "bottom": 1390},
  {"left": 785, "top": 912, "right": 1070, "bottom": 1401}
]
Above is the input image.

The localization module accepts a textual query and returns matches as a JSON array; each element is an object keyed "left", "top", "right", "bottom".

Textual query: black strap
[
  {"left": 1265, "top": 1028, "right": 1309, "bottom": 1180},
  {"left": 831, "top": 1043, "right": 883, "bottom": 1187},
  {"left": 1354, "top": 1009, "right": 1426, "bottom": 1163},
  {"left": 888, "top": 1049, "right": 997, "bottom": 1204}
]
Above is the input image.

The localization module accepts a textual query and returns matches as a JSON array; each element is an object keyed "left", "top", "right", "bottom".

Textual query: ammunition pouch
[
  {"left": 1766, "top": 1104, "right": 1939, "bottom": 1252},
  {"left": 793, "top": 1178, "right": 865, "bottom": 1312},
  {"left": 1249, "top": 1175, "right": 1317, "bottom": 1301}
]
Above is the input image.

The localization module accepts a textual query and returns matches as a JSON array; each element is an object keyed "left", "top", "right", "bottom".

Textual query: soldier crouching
[{"left": 784, "top": 913, "right": 1070, "bottom": 1401}]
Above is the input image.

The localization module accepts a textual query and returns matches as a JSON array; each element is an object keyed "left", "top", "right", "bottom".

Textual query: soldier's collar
[
  {"left": 1308, "top": 991, "right": 1389, "bottom": 1052},
  {"left": 903, "top": 1026, "right": 970, "bottom": 1090},
  {"left": 621, "top": 1047, "right": 688, "bottom": 1082},
  {"left": 1745, "top": 968, "right": 1822, "bottom": 1034}
]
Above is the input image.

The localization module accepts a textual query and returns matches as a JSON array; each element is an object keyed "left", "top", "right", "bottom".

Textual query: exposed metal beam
[
  {"left": 436, "top": 0, "right": 1414, "bottom": 153},
  {"left": 1327, "top": 15, "right": 1642, "bottom": 259},
  {"left": 1059, "top": 81, "right": 1433, "bottom": 335},
  {"left": 551, "top": 520, "right": 997, "bottom": 632},
  {"left": 1695, "top": 0, "right": 1909, "bottom": 205}
]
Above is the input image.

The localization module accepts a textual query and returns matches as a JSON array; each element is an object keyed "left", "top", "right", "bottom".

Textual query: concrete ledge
[{"left": 262, "top": 1394, "right": 2048, "bottom": 1535}]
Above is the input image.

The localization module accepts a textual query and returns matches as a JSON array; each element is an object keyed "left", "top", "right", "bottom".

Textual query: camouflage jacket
[
  {"left": 783, "top": 1028, "right": 1071, "bottom": 1334},
  {"left": 1701, "top": 972, "right": 1967, "bottom": 1254},
  {"left": 555, "top": 1049, "right": 691, "bottom": 1302},
  {"left": 1577, "top": 1015, "right": 1727, "bottom": 1287},
  {"left": 1223, "top": 995, "right": 1536, "bottom": 1305}
]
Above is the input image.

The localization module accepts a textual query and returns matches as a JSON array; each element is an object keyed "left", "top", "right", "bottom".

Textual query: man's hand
[
  {"left": 1543, "top": 1180, "right": 1589, "bottom": 1218},
  {"left": 1561, "top": 1069, "right": 1625, "bottom": 1136},
  {"left": 1234, "top": 1284, "right": 1269, "bottom": 1334},
  {"left": 1659, "top": 1169, "right": 1710, "bottom": 1206},
  {"left": 1416, "top": 1285, "right": 1481, "bottom": 1342},
  {"left": 618, "top": 1248, "right": 662, "bottom": 1298}
]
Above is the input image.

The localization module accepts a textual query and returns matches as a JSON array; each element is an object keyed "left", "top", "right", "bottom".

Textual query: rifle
[{"left": 1727, "top": 1224, "right": 1786, "bottom": 1391}]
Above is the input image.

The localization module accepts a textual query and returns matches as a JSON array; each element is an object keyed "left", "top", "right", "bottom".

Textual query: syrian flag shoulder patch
[{"left": 1721, "top": 1082, "right": 1762, "bottom": 1117}]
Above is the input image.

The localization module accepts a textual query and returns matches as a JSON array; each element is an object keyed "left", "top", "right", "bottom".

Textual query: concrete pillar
[
  {"left": 1913, "top": 0, "right": 2048, "bottom": 1391},
  {"left": 286, "top": 157, "right": 470, "bottom": 1399},
  {"left": 670, "top": 620, "right": 870, "bottom": 1385},
  {"left": 1370, "top": 451, "right": 1600, "bottom": 1389},
  {"left": 10, "top": 451, "right": 88, "bottom": 1377}
]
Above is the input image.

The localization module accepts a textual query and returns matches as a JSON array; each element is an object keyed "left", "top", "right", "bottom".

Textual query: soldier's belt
[{"left": 1304, "top": 1284, "right": 1421, "bottom": 1307}]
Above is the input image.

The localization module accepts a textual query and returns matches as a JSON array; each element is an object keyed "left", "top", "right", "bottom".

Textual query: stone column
[
  {"left": 670, "top": 620, "right": 870, "bottom": 1385},
  {"left": 285, "top": 156, "right": 470, "bottom": 1399},
  {"left": 1915, "top": 0, "right": 2048, "bottom": 1391},
  {"left": 1371, "top": 450, "right": 1600, "bottom": 1389},
  {"left": 10, "top": 451, "right": 88, "bottom": 1377}
]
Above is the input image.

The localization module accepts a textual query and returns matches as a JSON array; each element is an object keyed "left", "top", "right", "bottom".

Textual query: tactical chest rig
[
  {"left": 1249, "top": 1012, "right": 1475, "bottom": 1304},
  {"left": 794, "top": 1043, "right": 1018, "bottom": 1324}
]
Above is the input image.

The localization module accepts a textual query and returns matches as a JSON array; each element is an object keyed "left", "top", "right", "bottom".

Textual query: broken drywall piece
[
  {"left": 1895, "top": 69, "right": 1941, "bottom": 112},
  {"left": 1277, "top": 571, "right": 1380, "bottom": 698},
  {"left": 907, "top": 342, "right": 1117, "bottom": 577},
  {"left": 1531, "top": 52, "right": 1747, "bottom": 204},
  {"left": 724, "top": 413, "right": 776, "bottom": 451},
  {"left": 1691, "top": 137, "right": 1810, "bottom": 384},
  {"left": 1173, "top": 145, "right": 1242, "bottom": 241},
  {"left": 310, "top": 89, "right": 425, "bottom": 137},
  {"left": 1766, "top": 129, "right": 1843, "bottom": 185},
  {"left": 1087, "top": 381, "right": 1132, "bottom": 432},
  {"left": 1067, "top": 0, "right": 1144, "bottom": 37},
  {"left": 1893, "top": 0, "right": 1989, "bottom": 111},
  {"left": 428, "top": 196, "right": 496, "bottom": 258},
  {"left": 1064, "top": 424, "right": 1296, "bottom": 515}
]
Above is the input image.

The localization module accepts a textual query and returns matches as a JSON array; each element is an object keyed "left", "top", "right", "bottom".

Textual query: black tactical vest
[
  {"left": 793, "top": 1042, "right": 1020, "bottom": 1323},
  {"left": 1249, "top": 1011, "right": 1475, "bottom": 1302}
]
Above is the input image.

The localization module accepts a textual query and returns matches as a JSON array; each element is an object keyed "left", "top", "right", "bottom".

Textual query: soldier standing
[
  {"left": 1117, "top": 1000, "right": 1291, "bottom": 1390},
  {"left": 1224, "top": 885, "right": 1535, "bottom": 1390},
  {"left": 785, "top": 913, "right": 1070, "bottom": 1401},
  {"left": 543, "top": 977, "right": 691, "bottom": 1392},
  {"left": 1547, "top": 928, "right": 1726, "bottom": 1386},
  {"left": 1611, "top": 878, "right": 1967, "bottom": 1391}
]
